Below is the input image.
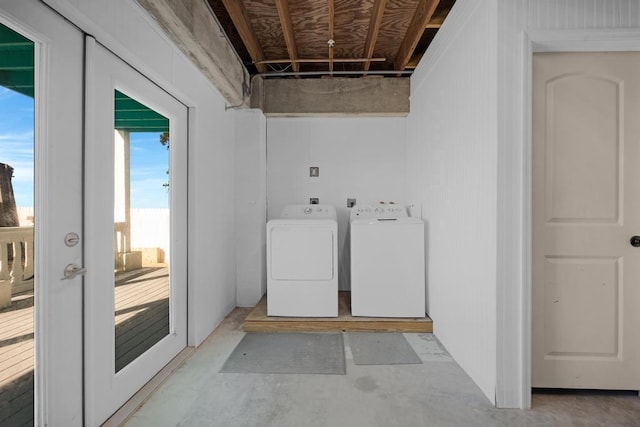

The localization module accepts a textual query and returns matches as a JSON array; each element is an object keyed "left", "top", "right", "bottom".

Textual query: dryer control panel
[
  {"left": 280, "top": 204, "right": 337, "bottom": 220},
  {"left": 350, "top": 204, "right": 408, "bottom": 220}
]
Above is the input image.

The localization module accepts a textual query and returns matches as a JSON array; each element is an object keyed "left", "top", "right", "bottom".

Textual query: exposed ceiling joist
[
  {"left": 394, "top": 0, "right": 440, "bottom": 70},
  {"left": 425, "top": 4, "right": 450, "bottom": 29},
  {"left": 221, "top": 0, "right": 267, "bottom": 73},
  {"left": 362, "top": 0, "right": 387, "bottom": 72},
  {"left": 275, "top": 0, "right": 299, "bottom": 74},
  {"left": 328, "top": 0, "right": 335, "bottom": 75},
  {"left": 255, "top": 57, "right": 386, "bottom": 65}
]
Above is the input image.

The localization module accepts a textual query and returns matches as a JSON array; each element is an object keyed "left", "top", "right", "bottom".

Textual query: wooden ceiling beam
[
  {"left": 255, "top": 57, "right": 387, "bottom": 65},
  {"left": 221, "top": 0, "right": 267, "bottom": 73},
  {"left": 362, "top": 0, "right": 386, "bottom": 72},
  {"left": 275, "top": 0, "right": 299, "bottom": 74},
  {"left": 328, "top": 0, "right": 335, "bottom": 75},
  {"left": 394, "top": 0, "right": 440, "bottom": 70}
]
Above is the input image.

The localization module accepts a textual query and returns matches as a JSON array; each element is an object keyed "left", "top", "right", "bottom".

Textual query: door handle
[
  {"left": 62, "top": 263, "right": 87, "bottom": 280},
  {"left": 631, "top": 236, "right": 640, "bottom": 247}
]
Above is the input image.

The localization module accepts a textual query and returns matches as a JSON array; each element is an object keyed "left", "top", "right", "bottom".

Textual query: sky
[
  {"left": 0, "top": 86, "right": 170, "bottom": 209},
  {"left": 0, "top": 87, "right": 34, "bottom": 207}
]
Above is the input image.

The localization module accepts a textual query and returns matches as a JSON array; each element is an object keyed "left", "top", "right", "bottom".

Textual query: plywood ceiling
[{"left": 208, "top": 0, "right": 456, "bottom": 78}]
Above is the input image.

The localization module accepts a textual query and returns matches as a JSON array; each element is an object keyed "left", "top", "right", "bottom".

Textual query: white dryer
[
  {"left": 350, "top": 204, "right": 425, "bottom": 318},
  {"left": 267, "top": 205, "right": 338, "bottom": 317}
]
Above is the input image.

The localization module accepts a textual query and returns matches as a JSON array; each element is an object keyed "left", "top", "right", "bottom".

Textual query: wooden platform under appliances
[{"left": 243, "top": 292, "right": 432, "bottom": 333}]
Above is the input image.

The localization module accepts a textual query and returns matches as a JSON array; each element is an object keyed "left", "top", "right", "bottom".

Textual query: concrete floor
[{"left": 125, "top": 309, "right": 640, "bottom": 427}]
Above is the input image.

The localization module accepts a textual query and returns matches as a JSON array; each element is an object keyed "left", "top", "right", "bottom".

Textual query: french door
[
  {"left": 0, "top": 1, "right": 84, "bottom": 425},
  {"left": 1, "top": 3, "right": 188, "bottom": 424},
  {"left": 84, "top": 38, "right": 188, "bottom": 425}
]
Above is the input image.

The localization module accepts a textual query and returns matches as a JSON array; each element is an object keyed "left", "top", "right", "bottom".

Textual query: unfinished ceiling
[{"left": 208, "top": 0, "right": 456, "bottom": 78}]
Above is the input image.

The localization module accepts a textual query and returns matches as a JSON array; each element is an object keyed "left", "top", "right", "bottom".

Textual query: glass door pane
[
  {"left": 113, "top": 90, "right": 170, "bottom": 372},
  {"left": 0, "top": 22, "right": 35, "bottom": 426}
]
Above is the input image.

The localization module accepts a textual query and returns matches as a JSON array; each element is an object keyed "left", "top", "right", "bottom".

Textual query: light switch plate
[{"left": 310, "top": 167, "right": 319, "bottom": 177}]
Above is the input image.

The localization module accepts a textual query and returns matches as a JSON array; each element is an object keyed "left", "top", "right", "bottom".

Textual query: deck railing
[{"left": 0, "top": 226, "right": 35, "bottom": 295}]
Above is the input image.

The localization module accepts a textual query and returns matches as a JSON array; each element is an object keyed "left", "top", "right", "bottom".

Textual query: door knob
[
  {"left": 62, "top": 263, "right": 87, "bottom": 280},
  {"left": 630, "top": 236, "right": 640, "bottom": 247}
]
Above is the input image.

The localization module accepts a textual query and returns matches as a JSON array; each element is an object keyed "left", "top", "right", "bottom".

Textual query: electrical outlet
[
  {"left": 310, "top": 198, "right": 319, "bottom": 204},
  {"left": 309, "top": 167, "right": 319, "bottom": 177},
  {"left": 347, "top": 198, "right": 356, "bottom": 208}
]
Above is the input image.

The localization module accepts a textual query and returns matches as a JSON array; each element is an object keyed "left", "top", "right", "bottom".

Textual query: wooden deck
[
  {"left": 114, "top": 267, "right": 169, "bottom": 372},
  {"left": 0, "top": 291, "right": 33, "bottom": 426},
  {"left": 243, "top": 291, "right": 433, "bottom": 333},
  {"left": 0, "top": 266, "right": 169, "bottom": 426}
]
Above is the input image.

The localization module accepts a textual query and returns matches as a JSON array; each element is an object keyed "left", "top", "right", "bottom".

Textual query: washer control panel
[{"left": 351, "top": 204, "right": 407, "bottom": 219}]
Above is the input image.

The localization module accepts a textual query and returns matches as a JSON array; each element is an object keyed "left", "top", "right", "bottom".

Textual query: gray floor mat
[
  {"left": 220, "top": 332, "right": 346, "bottom": 375},
  {"left": 348, "top": 333, "right": 422, "bottom": 365}
]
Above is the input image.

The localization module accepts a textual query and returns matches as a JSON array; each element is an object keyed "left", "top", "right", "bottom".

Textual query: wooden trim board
[{"left": 243, "top": 292, "right": 433, "bottom": 333}]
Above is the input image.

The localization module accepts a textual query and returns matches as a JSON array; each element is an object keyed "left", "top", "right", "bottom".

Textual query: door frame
[{"left": 508, "top": 29, "right": 640, "bottom": 408}]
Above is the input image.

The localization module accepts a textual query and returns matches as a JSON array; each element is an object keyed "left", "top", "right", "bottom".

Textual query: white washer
[
  {"left": 350, "top": 204, "right": 425, "bottom": 318},
  {"left": 267, "top": 204, "right": 338, "bottom": 317}
]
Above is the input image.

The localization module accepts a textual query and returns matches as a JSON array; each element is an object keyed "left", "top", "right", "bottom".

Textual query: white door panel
[
  {"left": 84, "top": 38, "right": 187, "bottom": 425},
  {"left": 270, "top": 227, "right": 334, "bottom": 280},
  {"left": 533, "top": 52, "right": 640, "bottom": 390}
]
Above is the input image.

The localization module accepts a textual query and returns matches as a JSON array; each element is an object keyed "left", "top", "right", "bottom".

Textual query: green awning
[
  {"left": 0, "top": 23, "right": 34, "bottom": 98},
  {"left": 115, "top": 90, "right": 169, "bottom": 133}
]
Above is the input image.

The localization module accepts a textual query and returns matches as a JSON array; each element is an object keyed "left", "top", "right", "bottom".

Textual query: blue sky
[
  {"left": 1, "top": 86, "right": 170, "bottom": 209},
  {"left": 0, "top": 87, "right": 34, "bottom": 207},
  {"left": 129, "top": 132, "right": 169, "bottom": 209}
]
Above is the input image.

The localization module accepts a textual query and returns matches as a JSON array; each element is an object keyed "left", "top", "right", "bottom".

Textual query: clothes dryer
[
  {"left": 350, "top": 204, "right": 425, "bottom": 318},
  {"left": 267, "top": 205, "right": 338, "bottom": 317}
]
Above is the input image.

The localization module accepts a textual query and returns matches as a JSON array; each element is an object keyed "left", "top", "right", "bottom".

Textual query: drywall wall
[
  {"left": 42, "top": 0, "right": 238, "bottom": 346},
  {"left": 267, "top": 117, "right": 407, "bottom": 291},
  {"left": 235, "top": 109, "right": 267, "bottom": 307},
  {"left": 407, "top": 0, "right": 499, "bottom": 404},
  {"left": 408, "top": 0, "right": 640, "bottom": 408},
  {"left": 495, "top": 0, "right": 640, "bottom": 409}
]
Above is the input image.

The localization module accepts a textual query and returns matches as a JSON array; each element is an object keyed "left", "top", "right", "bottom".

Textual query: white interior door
[
  {"left": 84, "top": 37, "right": 187, "bottom": 425},
  {"left": 532, "top": 52, "right": 640, "bottom": 390}
]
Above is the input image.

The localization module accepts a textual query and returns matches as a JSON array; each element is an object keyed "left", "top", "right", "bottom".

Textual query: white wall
[
  {"left": 408, "top": 0, "right": 640, "bottom": 407},
  {"left": 526, "top": 0, "right": 640, "bottom": 29},
  {"left": 495, "top": 0, "right": 640, "bottom": 408},
  {"left": 235, "top": 109, "right": 267, "bottom": 306},
  {"left": 42, "top": 0, "right": 238, "bottom": 346},
  {"left": 267, "top": 117, "right": 407, "bottom": 290},
  {"left": 407, "top": 0, "right": 499, "bottom": 404},
  {"left": 130, "top": 208, "right": 170, "bottom": 256}
]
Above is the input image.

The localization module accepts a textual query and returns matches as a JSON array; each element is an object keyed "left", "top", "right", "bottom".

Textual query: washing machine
[
  {"left": 350, "top": 204, "right": 425, "bottom": 318},
  {"left": 267, "top": 204, "right": 338, "bottom": 317}
]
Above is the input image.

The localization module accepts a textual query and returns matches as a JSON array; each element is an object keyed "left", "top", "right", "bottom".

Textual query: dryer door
[{"left": 270, "top": 226, "right": 334, "bottom": 281}]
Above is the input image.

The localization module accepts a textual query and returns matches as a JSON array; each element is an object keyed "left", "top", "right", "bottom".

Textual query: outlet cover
[{"left": 310, "top": 167, "right": 319, "bottom": 177}]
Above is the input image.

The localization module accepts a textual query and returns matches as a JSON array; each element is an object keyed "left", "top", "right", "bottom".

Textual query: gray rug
[
  {"left": 220, "top": 332, "right": 346, "bottom": 375},
  {"left": 348, "top": 333, "right": 422, "bottom": 365}
]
